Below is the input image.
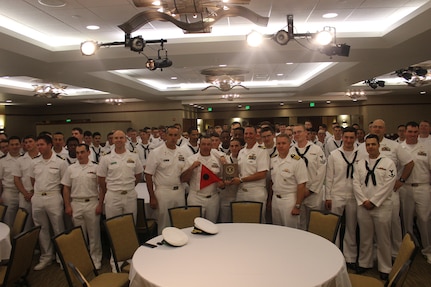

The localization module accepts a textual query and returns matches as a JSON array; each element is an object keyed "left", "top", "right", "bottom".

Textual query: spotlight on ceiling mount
[
  {"left": 395, "top": 66, "right": 430, "bottom": 87},
  {"left": 364, "top": 78, "right": 385, "bottom": 89},
  {"left": 80, "top": 34, "right": 167, "bottom": 57},
  {"left": 248, "top": 14, "right": 350, "bottom": 57},
  {"left": 145, "top": 41, "right": 172, "bottom": 71}
]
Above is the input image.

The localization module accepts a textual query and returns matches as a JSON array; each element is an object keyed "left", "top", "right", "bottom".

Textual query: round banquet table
[
  {"left": 129, "top": 223, "right": 351, "bottom": 287},
  {"left": 0, "top": 222, "right": 12, "bottom": 260}
]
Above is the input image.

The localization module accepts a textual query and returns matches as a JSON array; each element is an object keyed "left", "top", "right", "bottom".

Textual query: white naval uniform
[
  {"left": 183, "top": 153, "right": 221, "bottom": 223},
  {"left": 89, "top": 145, "right": 102, "bottom": 163},
  {"left": 53, "top": 147, "right": 68, "bottom": 159},
  {"left": 97, "top": 150, "right": 143, "bottom": 221},
  {"left": 178, "top": 143, "right": 199, "bottom": 159},
  {"left": 326, "top": 147, "right": 359, "bottom": 262},
  {"left": 218, "top": 155, "right": 238, "bottom": 223},
  {"left": 30, "top": 153, "right": 68, "bottom": 265},
  {"left": 358, "top": 137, "right": 413, "bottom": 257},
  {"left": 324, "top": 137, "right": 343, "bottom": 158},
  {"left": 176, "top": 136, "right": 188, "bottom": 147},
  {"left": 12, "top": 152, "right": 39, "bottom": 232},
  {"left": 290, "top": 142, "right": 326, "bottom": 230},
  {"left": 137, "top": 143, "right": 151, "bottom": 168},
  {"left": 61, "top": 161, "right": 102, "bottom": 268},
  {"left": 353, "top": 155, "right": 396, "bottom": 274},
  {"left": 126, "top": 140, "right": 140, "bottom": 153},
  {"left": 236, "top": 143, "right": 269, "bottom": 220},
  {"left": 0, "top": 153, "right": 21, "bottom": 227},
  {"left": 399, "top": 141, "right": 431, "bottom": 261},
  {"left": 270, "top": 154, "right": 308, "bottom": 228},
  {"left": 149, "top": 137, "right": 164, "bottom": 149},
  {"left": 145, "top": 144, "right": 186, "bottom": 234}
]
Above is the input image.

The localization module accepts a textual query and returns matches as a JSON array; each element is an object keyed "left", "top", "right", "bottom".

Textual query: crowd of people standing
[{"left": 0, "top": 119, "right": 430, "bottom": 279}]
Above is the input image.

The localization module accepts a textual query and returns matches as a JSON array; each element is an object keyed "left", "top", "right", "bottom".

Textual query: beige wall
[{"left": 3, "top": 94, "right": 431, "bottom": 138}]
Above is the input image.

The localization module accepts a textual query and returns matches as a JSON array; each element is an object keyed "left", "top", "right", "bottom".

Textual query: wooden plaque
[{"left": 222, "top": 163, "right": 238, "bottom": 181}]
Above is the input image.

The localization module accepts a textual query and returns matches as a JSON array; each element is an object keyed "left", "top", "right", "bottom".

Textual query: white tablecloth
[
  {"left": 129, "top": 223, "right": 351, "bottom": 287},
  {"left": 0, "top": 222, "right": 11, "bottom": 260}
]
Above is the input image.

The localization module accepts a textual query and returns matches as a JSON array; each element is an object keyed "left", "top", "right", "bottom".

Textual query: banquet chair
[
  {"left": 230, "top": 201, "right": 263, "bottom": 223},
  {"left": 307, "top": 210, "right": 341, "bottom": 243},
  {"left": 10, "top": 208, "right": 28, "bottom": 239},
  {"left": 0, "top": 205, "right": 7, "bottom": 222},
  {"left": 0, "top": 226, "right": 41, "bottom": 287},
  {"left": 168, "top": 205, "right": 202, "bottom": 229},
  {"left": 136, "top": 198, "right": 157, "bottom": 243},
  {"left": 104, "top": 213, "right": 139, "bottom": 273},
  {"left": 348, "top": 232, "right": 419, "bottom": 287},
  {"left": 53, "top": 226, "right": 129, "bottom": 287}
]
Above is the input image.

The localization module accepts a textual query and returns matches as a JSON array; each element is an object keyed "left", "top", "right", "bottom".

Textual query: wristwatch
[
  {"left": 295, "top": 204, "right": 301, "bottom": 209},
  {"left": 399, "top": 178, "right": 406, "bottom": 183}
]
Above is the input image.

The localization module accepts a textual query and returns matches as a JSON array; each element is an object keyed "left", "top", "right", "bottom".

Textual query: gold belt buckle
[{"left": 120, "top": 191, "right": 127, "bottom": 195}]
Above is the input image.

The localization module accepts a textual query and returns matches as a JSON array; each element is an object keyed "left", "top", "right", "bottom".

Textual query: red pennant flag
[{"left": 200, "top": 164, "right": 221, "bottom": 189}]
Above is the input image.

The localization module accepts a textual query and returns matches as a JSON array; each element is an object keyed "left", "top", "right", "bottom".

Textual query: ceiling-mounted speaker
[{"left": 274, "top": 30, "right": 290, "bottom": 45}]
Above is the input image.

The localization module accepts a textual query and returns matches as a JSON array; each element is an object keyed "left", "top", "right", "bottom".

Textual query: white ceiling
[{"left": 0, "top": 0, "right": 431, "bottom": 108}]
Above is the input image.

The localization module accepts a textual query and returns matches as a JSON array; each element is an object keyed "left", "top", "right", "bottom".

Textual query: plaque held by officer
[{"left": 222, "top": 163, "right": 238, "bottom": 181}]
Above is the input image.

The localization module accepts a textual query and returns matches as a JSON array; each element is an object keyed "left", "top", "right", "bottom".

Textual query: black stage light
[
  {"left": 274, "top": 30, "right": 290, "bottom": 45},
  {"left": 415, "top": 67, "right": 428, "bottom": 77},
  {"left": 130, "top": 36, "right": 145, "bottom": 52}
]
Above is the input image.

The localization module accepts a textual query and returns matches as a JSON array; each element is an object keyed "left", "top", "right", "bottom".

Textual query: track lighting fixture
[
  {"left": 364, "top": 78, "right": 385, "bottom": 89},
  {"left": 246, "top": 14, "right": 351, "bottom": 57}
]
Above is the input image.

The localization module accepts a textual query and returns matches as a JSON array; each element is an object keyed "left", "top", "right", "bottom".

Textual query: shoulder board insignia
[
  {"left": 56, "top": 154, "right": 65, "bottom": 160},
  {"left": 291, "top": 154, "right": 301, "bottom": 160},
  {"left": 270, "top": 153, "right": 278, "bottom": 158},
  {"left": 92, "top": 161, "right": 98, "bottom": 164},
  {"left": 0, "top": 154, "right": 6, "bottom": 159},
  {"left": 105, "top": 151, "right": 111, "bottom": 155},
  {"left": 33, "top": 154, "right": 41, "bottom": 159},
  {"left": 258, "top": 145, "right": 265, "bottom": 149}
]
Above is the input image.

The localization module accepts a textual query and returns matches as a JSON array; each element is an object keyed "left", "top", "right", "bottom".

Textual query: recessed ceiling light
[
  {"left": 322, "top": 13, "right": 338, "bottom": 19},
  {"left": 420, "top": 91, "right": 426, "bottom": 94},
  {"left": 38, "top": 0, "right": 66, "bottom": 7},
  {"left": 238, "top": 104, "right": 242, "bottom": 108},
  {"left": 5, "top": 99, "right": 12, "bottom": 103},
  {"left": 276, "top": 73, "right": 284, "bottom": 76},
  {"left": 47, "top": 102, "right": 52, "bottom": 106},
  {"left": 86, "top": 25, "right": 100, "bottom": 30},
  {"left": 279, "top": 102, "right": 284, "bottom": 106},
  {"left": 298, "top": 100, "right": 303, "bottom": 103},
  {"left": 171, "top": 77, "right": 178, "bottom": 80},
  {"left": 326, "top": 100, "right": 331, "bottom": 104},
  {"left": 286, "top": 62, "right": 293, "bottom": 65},
  {"left": 219, "top": 64, "right": 227, "bottom": 67}
]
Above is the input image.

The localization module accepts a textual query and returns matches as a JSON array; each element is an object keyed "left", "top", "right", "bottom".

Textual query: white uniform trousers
[
  {"left": 155, "top": 186, "right": 185, "bottom": 234},
  {"left": 236, "top": 185, "right": 267, "bottom": 223},
  {"left": 399, "top": 183, "right": 431, "bottom": 259},
  {"left": 18, "top": 192, "right": 33, "bottom": 232},
  {"left": 71, "top": 198, "right": 102, "bottom": 269},
  {"left": 32, "top": 192, "right": 65, "bottom": 264},
  {"left": 2, "top": 187, "right": 20, "bottom": 228},
  {"left": 331, "top": 197, "right": 358, "bottom": 263},
  {"left": 272, "top": 193, "right": 300, "bottom": 228},
  {"left": 218, "top": 186, "right": 237, "bottom": 223},
  {"left": 299, "top": 191, "right": 323, "bottom": 230},
  {"left": 390, "top": 191, "right": 403, "bottom": 257},
  {"left": 105, "top": 189, "right": 137, "bottom": 222},
  {"left": 187, "top": 191, "right": 219, "bottom": 223},
  {"left": 357, "top": 200, "right": 392, "bottom": 273}
]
